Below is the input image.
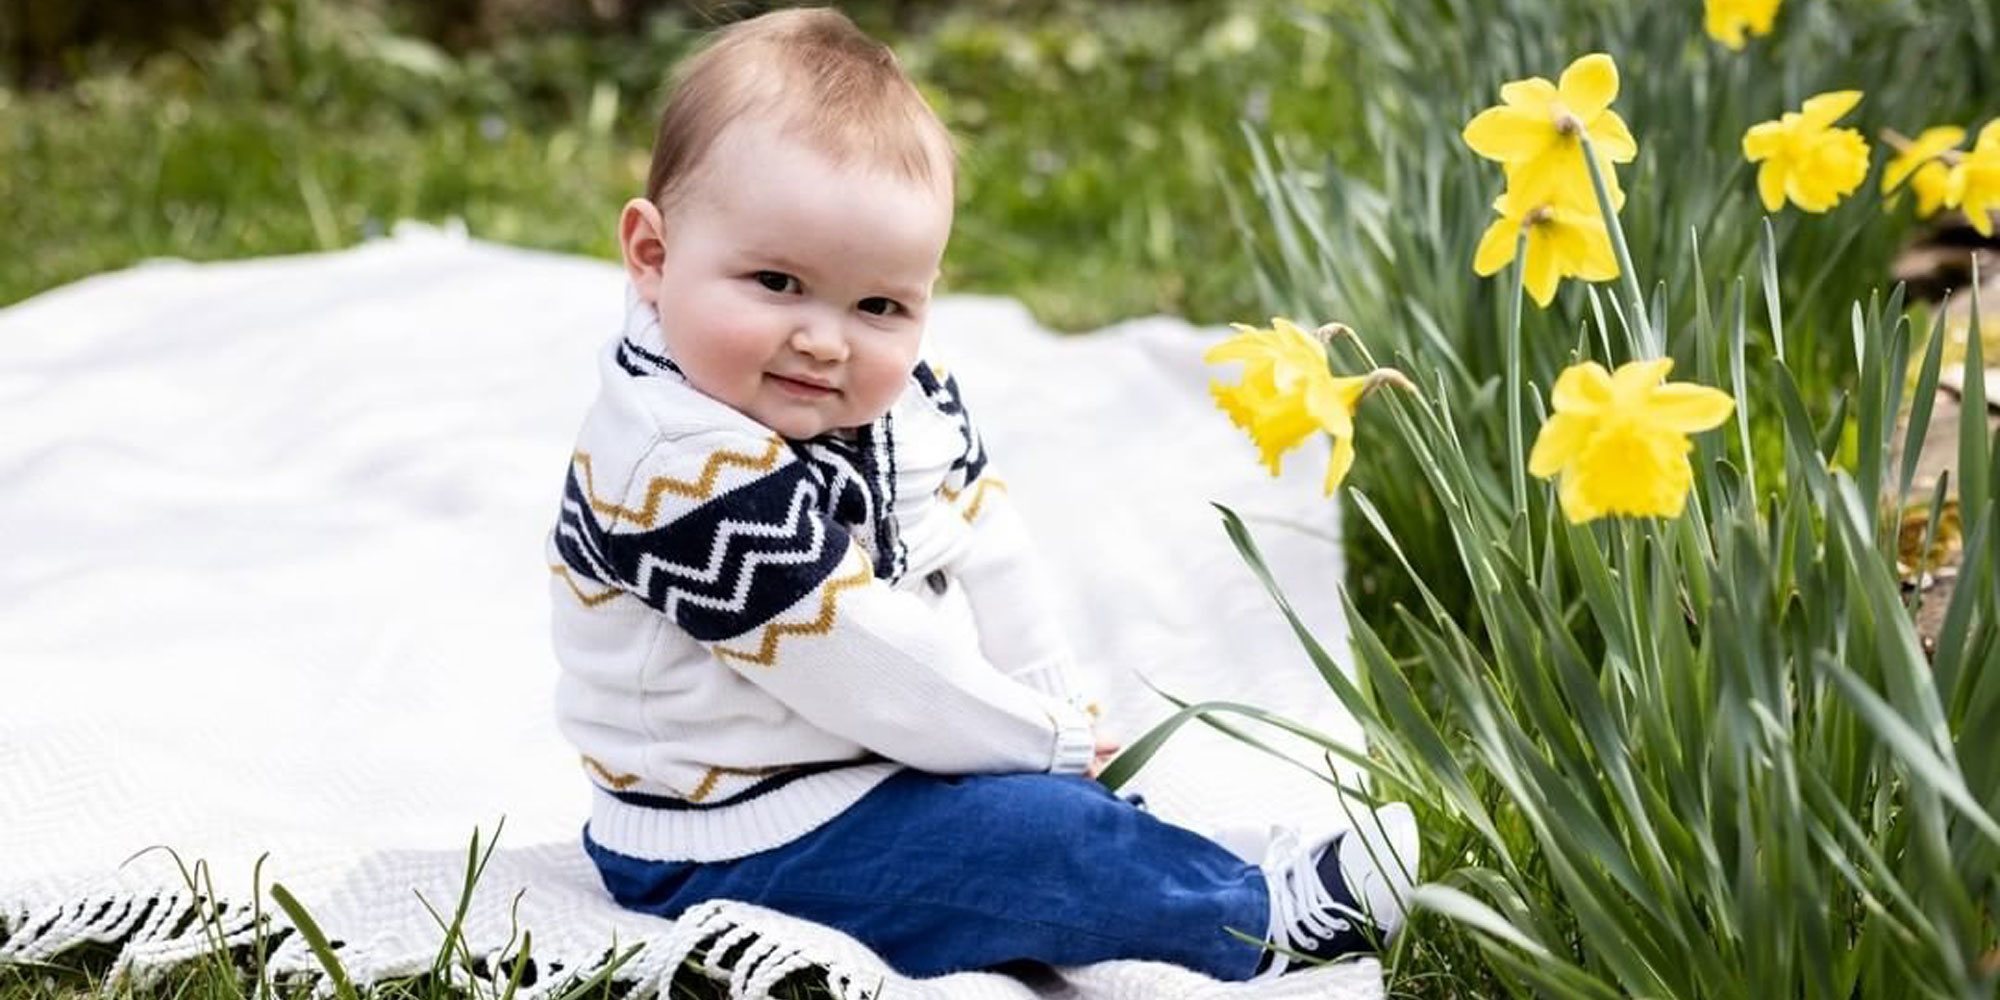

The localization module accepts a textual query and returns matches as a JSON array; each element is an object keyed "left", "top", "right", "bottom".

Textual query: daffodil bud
[
  {"left": 1363, "top": 368, "right": 1416, "bottom": 397},
  {"left": 1312, "top": 321, "right": 1356, "bottom": 345}
]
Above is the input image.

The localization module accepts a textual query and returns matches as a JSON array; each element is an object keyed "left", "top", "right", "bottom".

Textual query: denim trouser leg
[{"left": 584, "top": 770, "right": 1271, "bottom": 980}]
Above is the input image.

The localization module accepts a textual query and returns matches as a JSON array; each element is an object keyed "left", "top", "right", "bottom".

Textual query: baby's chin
[{"left": 754, "top": 405, "right": 885, "bottom": 440}]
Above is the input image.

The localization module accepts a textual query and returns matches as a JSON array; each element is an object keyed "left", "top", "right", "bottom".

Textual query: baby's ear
[{"left": 618, "top": 198, "right": 669, "bottom": 302}]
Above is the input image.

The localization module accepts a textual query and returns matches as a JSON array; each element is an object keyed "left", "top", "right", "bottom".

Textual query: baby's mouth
[{"left": 769, "top": 373, "right": 839, "bottom": 396}]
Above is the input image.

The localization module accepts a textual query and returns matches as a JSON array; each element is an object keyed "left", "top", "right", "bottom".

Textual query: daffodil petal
[
  {"left": 1646, "top": 383, "right": 1736, "bottom": 432},
  {"left": 1304, "top": 377, "right": 1360, "bottom": 437},
  {"left": 1528, "top": 412, "right": 1588, "bottom": 478},
  {"left": 1913, "top": 163, "right": 1951, "bottom": 216},
  {"left": 1705, "top": 0, "right": 1748, "bottom": 49},
  {"left": 1612, "top": 357, "right": 1676, "bottom": 396},
  {"left": 1967, "top": 196, "right": 1995, "bottom": 236},
  {"left": 1916, "top": 125, "right": 1968, "bottom": 156},
  {"left": 1504, "top": 155, "right": 1586, "bottom": 210},
  {"left": 1558, "top": 54, "right": 1619, "bottom": 121},
  {"left": 1474, "top": 215, "right": 1522, "bottom": 276},
  {"left": 1887, "top": 126, "right": 1966, "bottom": 193},
  {"left": 1544, "top": 211, "right": 1594, "bottom": 274},
  {"left": 1883, "top": 154, "right": 1921, "bottom": 194},
  {"left": 1801, "top": 90, "right": 1863, "bottom": 129},
  {"left": 1589, "top": 112, "right": 1639, "bottom": 163},
  {"left": 1551, "top": 361, "right": 1614, "bottom": 413},
  {"left": 1745, "top": 0, "right": 1781, "bottom": 34},
  {"left": 1270, "top": 317, "right": 1310, "bottom": 339},
  {"left": 1558, "top": 470, "right": 1599, "bottom": 523},
  {"left": 1743, "top": 121, "right": 1784, "bottom": 161},
  {"left": 1205, "top": 329, "right": 1310, "bottom": 366},
  {"left": 1499, "top": 77, "right": 1559, "bottom": 111},
  {"left": 1523, "top": 230, "right": 1562, "bottom": 306},
  {"left": 1757, "top": 161, "right": 1787, "bottom": 212},
  {"left": 1570, "top": 223, "right": 1621, "bottom": 282},
  {"left": 1463, "top": 107, "right": 1552, "bottom": 163},
  {"left": 1324, "top": 432, "right": 1355, "bottom": 495},
  {"left": 1203, "top": 329, "right": 1263, "bottom": 365}
]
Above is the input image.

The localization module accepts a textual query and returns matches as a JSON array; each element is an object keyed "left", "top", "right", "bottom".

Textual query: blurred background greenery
[{"left": 0, "top": 0, "right": 1366, "bottom": 331}]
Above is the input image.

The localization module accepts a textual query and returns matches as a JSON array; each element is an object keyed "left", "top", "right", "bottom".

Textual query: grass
[
  {"left": 0, "top": 830, "right": 837, "bottom": 1000},
  {"left": 0, "top": 0, "right": 1368, "bottom": 331}
]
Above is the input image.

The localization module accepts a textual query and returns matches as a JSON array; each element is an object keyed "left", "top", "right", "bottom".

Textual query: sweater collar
[{"left": 619, "top": 286, "right": 687, "bottom": 382}]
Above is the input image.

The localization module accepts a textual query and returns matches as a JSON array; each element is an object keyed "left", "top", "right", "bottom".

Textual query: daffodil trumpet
[
  {"left": 1529, "top": 358, "right": 1736, "bottom": 524},
  {"left": 1203, "top": 318, "right": 1414, "bottom": 496}
]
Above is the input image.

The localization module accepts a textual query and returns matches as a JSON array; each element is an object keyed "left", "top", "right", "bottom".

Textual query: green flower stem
[
  {"left": 1615, "top": 520, "right": 1651, "bottom": 690},
  {"left": 1507, "top": 229, "right": 1530, "bottom": 516},
  {"left": 1577, "top": 130, "right": 1658, "bottom": 360}
]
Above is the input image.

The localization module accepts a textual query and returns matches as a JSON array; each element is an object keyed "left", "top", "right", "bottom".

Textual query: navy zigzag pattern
[
  {"left": 554, "top": 467, "right": 618, "bottom": 587},
  {"left": 912, "top": 363, "right": 988, "bottom": 486},
  {"left": 618, "top": 338, "right": 683, "bottom": 378},
  {"left": 555, "top": 460, "right": 848, "bottom": 642},
  {"left": 790, "top": 422, "right": 903, "bottom": 583}
]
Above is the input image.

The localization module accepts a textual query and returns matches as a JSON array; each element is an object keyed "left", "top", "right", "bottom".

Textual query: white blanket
[{"left": 0, "top": 226, "right": 1381, "bottom": 999}]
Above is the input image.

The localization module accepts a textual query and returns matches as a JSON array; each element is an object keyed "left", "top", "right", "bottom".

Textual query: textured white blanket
[{"left": 0, "top": 226, "right": 1381, "bottom": 999}]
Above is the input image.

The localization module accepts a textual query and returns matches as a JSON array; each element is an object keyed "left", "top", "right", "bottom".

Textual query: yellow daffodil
[
  {"left": 1882, "top": 126, "right": 1964, "bottom": 218},
  {"left": 1909, "top": 163, "right": 1955, "bottom": 219},
  {"left": 1204, "top": 318, "right": 1406, "bottom": 495},
  {"left": 1704, "top": 0, "right": 1781, "bottom": 50},
  {"left": 1947, "top": 121, "right": 2000, "bottom": 237},
  {"left": 1462, "top": 53, "right": 1637, "bottom": 209},
  {"left": 1742, "top": 91, "right": 1872, "bottom": 213},
  {"left": 1473, "top": 185, "right": 1619, "bottom": 307},
  {"left": 1529, "top": 359, "right": 1735, "bottom": 524}
]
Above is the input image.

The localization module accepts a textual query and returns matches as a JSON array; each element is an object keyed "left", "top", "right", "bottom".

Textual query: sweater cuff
[{"left": 1047, "top": 698, "right": 1096, "bottom": 775}]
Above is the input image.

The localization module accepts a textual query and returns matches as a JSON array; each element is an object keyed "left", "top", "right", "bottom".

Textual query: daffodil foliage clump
[
  {"left": 1233, "top": 0, "right": 1995, "bottom": 631},
  {"left": 1107, "top": 1, "right": 2000, "bottom": 996}
]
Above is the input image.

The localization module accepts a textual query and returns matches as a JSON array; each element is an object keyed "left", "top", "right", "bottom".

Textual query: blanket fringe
[
  {"left": 4, "top": 892, "right": 869, "bottom": 1000},
  {"left": 1, "top": 890, "right": 271, "bottom": 985},
  {"left": 647, "top": 902, "right": 876, "bottom": 1000}
]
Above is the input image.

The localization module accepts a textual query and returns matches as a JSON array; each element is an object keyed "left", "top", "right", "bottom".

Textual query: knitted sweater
[{"left": 547, "top": 298, "right": 1098, "bottom": 862}]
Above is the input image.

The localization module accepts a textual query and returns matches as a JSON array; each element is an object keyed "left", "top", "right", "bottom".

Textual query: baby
[{"left": 546, "top": 6, "right": 1416, "bottom": 981}]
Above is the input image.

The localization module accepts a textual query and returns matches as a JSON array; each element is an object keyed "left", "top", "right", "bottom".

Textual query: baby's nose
[{"left": 791, "top": 323, "right": 848, "bottom": 361}]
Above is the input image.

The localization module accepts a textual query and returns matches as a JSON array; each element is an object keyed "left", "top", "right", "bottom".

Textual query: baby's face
[{"left": 639, "top": 122, "right": 952, "bottom": 439}]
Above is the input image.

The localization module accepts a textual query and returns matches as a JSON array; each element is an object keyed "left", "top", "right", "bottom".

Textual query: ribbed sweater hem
[{"left": 585, "top": 761, "right": 904, "bottom": 862}]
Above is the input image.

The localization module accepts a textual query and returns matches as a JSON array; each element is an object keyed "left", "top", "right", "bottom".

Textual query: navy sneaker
[{"left": 1253, "top": 803, "right": 1419, "bottom": 977}]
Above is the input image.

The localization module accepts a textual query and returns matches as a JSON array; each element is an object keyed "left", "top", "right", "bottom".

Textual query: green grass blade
[{"left": 269, "top": 883, "right": 361, "bottom": 1000}]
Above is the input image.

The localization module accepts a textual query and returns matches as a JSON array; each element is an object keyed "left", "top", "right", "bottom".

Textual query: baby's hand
[{"left": 1085, "top": 733, "right": 1121, "bottom": 779}]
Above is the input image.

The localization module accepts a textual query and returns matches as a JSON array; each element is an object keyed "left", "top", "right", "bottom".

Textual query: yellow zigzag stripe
[
  {"left": 687, "top": 764, "right": 787, "bottom": 803},
  {"left": 581, "top": 756, "right": 785, "bottom": 803},
  {"left": 939, "top": 477, "right": 1009, "bottom": 523},
  {"left": 573, "top": 436, "right": 787, "bottom": 528},
  {"left": 713, "top": 546, "right": 875, "bottom": 668},
  {"left": 550, "top": 564, "right": 622, "bottom": 607},
  {"left": 581, "top": 756, "right": 640, "bottom": 790}
]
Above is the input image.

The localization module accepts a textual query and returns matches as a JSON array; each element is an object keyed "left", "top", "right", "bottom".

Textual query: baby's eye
[
  {"left": 857, "top": 297, "right": 904, "bottom": 317},
  {"left": 754, "top": 271, "right": 801, "bottom": 294}
]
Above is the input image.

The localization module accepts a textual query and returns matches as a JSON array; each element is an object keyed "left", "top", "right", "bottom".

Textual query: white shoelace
[{"left": 1257, "top": 828, "right": 1356, "bottom": 975}]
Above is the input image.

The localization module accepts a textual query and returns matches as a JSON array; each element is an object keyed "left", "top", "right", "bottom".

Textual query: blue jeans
[{"left": 583, "top": 770, "right": 1270, "bottom": 980}]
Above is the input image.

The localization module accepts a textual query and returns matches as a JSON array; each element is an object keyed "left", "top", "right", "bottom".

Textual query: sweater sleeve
[
  {"left": 942, "top": 473, "right": 1099, "bottom": 708},
  {"left": 918, "top": 365, "right": 1097, "bottom": 712},
  {"left": 558, "top": 429, "right": 1095, "bottom": 776}
]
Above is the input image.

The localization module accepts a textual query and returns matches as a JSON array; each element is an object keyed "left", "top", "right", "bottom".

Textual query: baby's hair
[{"left": 645, "top": 6, "right": 956, "bottom": 212}]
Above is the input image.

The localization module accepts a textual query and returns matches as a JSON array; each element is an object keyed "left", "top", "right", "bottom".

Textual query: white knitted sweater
[{"left": 547, "top": 299, "right": 1098, "bottom": 862}]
